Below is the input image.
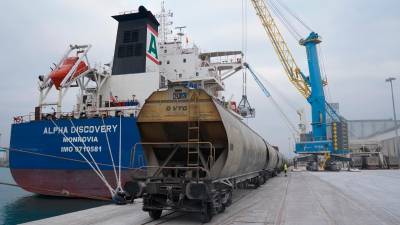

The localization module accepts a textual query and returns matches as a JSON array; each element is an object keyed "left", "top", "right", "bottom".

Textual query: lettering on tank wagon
[
  {"left": 42, "top": 125, "right": 119, "bottom": 153},
  {"left": 166, "top": 105, "right": 188, "bottom": 112}
]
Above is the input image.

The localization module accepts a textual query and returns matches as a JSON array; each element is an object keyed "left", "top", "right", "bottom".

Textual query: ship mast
[{"left": 157, "top": 1, "right": 173, "bottom": 43}]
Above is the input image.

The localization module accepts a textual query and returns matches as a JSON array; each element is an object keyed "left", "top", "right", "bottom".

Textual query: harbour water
[{"left": 0, "top": 167, "right": 107, "bottom": 225}]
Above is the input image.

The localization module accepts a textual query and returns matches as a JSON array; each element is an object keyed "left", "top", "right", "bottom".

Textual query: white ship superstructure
[{"left": 35, "top": 3, "right": 245, "bottom": 121}]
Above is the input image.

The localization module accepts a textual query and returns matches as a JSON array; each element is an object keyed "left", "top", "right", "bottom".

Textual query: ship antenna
[
  {"left": 175, "top": 26, "right": 187, "bottom": 43},
  {"left": 157, "top": 1, "right": 173, "bottom": 43}
]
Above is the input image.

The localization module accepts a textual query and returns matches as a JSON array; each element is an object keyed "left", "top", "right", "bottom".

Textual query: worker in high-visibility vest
[{"left": 284, "top": 163, "right": 288, "bottom": 177}]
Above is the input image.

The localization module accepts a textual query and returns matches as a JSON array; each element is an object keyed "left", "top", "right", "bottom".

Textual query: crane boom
[
  {"left": 250, "top": 0, "right": 311, "bottom": 99},
  {"left": 244, "top": 63, "right": 299, "bottom": 135}
]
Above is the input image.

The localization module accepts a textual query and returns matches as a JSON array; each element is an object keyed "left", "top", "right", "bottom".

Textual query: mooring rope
[
  {"left": 68, "top": 119, "right": 110, "bottom": 185},
  {"left": 0, "top": 182, "right": 20, "bottom": 188},
  {"left": 50, "top": 118, "right": 115, "bottom": 196},
  {"left": 6, "top": 116, "right": 145, "bottom": 200},
  {"left": 0, "top": 180, "right": 111, "bottom": 200},
  {"left": 101, "top": 116, "right": 119, "bottom": 188},
  {"left": 118, "top": 115, "right": 123, "bottom": 191}
]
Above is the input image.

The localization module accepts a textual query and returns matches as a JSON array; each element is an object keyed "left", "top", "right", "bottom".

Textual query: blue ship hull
[{"left": 9, "top": 116, "right": 145, "bottom": 199}]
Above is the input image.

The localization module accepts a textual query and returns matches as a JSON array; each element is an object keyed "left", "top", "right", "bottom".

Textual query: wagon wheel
[
  {"left": 225, "top": 191, "right": 233, "bottom": 207},
  {"left": 219, "top": 201, "right": 226, "bottom": 213},
  {"left": 200, "top": 202, "right": 212, "bottom": 223},
  {"left": 149, "top": 209, "right": 162, "bottom": 220}
]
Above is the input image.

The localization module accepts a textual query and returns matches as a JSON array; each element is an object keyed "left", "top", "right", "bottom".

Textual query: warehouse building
[{"left": 348, "top": 119, "right": 400, "bottom": 169}]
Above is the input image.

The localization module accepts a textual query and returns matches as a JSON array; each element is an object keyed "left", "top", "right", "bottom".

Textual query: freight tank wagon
[{"left": 127, "top": 86, "right": 286, "bottom": 222}]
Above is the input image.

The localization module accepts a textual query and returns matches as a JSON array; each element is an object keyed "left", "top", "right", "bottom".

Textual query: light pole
[{"left": 386, "top": 77, "right": 400, "bottom": 169}]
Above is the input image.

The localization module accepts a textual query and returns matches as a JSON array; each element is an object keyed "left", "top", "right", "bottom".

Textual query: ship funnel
[{"left": 111, "top": 6, "right": 160, "bottom": 75}]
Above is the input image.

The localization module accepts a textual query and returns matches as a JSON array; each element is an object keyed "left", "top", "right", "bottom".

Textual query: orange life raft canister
[{"left": 49, "top": 57, "right": 88, "bottom": 90}]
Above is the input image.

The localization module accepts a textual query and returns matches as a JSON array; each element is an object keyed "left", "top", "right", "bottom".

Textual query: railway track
[
  {"left": 274, "top": 174, "right": 291, "bottom": 225},
  {"left": 217, "top": 175, "right": 290, "bottom": 225},
  {"left": 212, "top": 176, "right": 288, "bottom": 225},
  {"left": 140, "top": 211, "right": 186, "bottom": 225}
]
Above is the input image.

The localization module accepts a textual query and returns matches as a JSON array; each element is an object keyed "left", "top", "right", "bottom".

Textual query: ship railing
[
  {"left": 12, "top": 112, "right": 78, "bottom": 124},
  {"left": 87, "top": 106, "right": 141, "bottom": 118},
  {"left": 12, "top": 107, "right": 142, "bottom": 124},
  {"left": 12, "top": 113, "right": 36, "bottom": 124}
]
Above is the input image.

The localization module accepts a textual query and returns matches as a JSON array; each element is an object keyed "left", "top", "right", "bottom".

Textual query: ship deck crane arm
[{"left": 244, "top": 62, "right": 299, "bottom": 135}]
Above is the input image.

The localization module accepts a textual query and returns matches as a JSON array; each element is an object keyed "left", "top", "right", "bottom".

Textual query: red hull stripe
[
  {"left": 10, "top": 168, "right": 145, "bottom": 200},
  {"left": 147, "top": 53, "right": 160, "bottom": 65},
  {"left": 147, "top": 24, "right": 158, "bottom": 36}
]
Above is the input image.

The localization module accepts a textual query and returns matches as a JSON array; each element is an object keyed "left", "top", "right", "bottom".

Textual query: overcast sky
[{"left": 0, "top": 0, "right": 399, "bottom": 157}]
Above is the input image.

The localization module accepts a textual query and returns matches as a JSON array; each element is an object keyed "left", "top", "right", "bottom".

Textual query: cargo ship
[{"left": 9, "top": 4, "right": 245, "bottom": 200}]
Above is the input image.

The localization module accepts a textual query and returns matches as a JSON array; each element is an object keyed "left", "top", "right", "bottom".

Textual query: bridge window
[
  {"left": 134, "top": 43, "right": 144, "bottom": 56},
  {"left": 126, "top": 45, "right": 134, "bottom": 57},
  {"left": 123, "top": 30, "right": 139, "bottom": 43},
  {"left": 118, "top": 46, "right": 125, "bottom": 58}
]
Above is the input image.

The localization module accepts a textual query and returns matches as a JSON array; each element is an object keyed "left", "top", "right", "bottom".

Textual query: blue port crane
[{"left": 249, "top": 0, "right": 350, "bottom": 168}]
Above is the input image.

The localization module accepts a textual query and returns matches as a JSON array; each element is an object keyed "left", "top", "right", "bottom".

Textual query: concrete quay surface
[{"left": 24, "top": 170, "right": 400, "bottom": 225}]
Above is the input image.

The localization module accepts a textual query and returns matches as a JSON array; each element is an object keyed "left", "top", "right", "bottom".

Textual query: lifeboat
[{"left": 50, "top": 57, "right": 88, "bottom": 90}]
